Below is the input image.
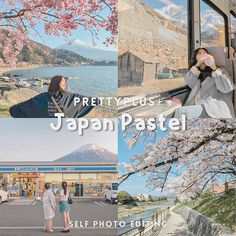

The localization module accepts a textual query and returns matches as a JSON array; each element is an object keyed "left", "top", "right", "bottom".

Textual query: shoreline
[
  {"left": 0, "top": 64, "right": 44, "bottom": 75},
  {"left": 0, "top": 63, "right": 117, "bottom": 75},
  {"left": 0, "top": 64, "right": 116, "bottom": 118}
]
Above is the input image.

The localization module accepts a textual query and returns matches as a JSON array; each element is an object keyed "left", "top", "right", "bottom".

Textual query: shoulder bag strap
[{"left": 51, "top": 96, "right": 67, "bottom": 118}]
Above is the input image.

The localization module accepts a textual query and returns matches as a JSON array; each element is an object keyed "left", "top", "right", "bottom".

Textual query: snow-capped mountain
[
  {"left": 201, "top": 9, "right": 224, "bottom": 27},
  {"left": 156, "top": 3, "right": 224, "bottom": 42},
  {"left": 155, "top": 4, "right": 187, "bottom": 34},
  {"left": 157, "top": 4, "right": 187, "bottom": 22},
  {"left": 57, "top": 39, "right": 117, "bottom": 62},
  {"left": 54, "top": 144, "right": 117, "bottom": 163}
]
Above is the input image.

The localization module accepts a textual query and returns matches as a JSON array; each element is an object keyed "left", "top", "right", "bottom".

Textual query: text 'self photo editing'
[{"left": 0, "top": 0, "right": 236, "bottom": 236}]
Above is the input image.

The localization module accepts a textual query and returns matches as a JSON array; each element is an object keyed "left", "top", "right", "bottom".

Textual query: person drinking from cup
[{"left": 175, "top": 48, "right": 235, "bottom": 118}]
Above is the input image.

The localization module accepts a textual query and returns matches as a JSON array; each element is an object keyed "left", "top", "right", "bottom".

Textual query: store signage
[
  {"left": 18, "top": 174, "right": 40, "bottom": 178},
  {"left": 0, "top": 166, "right": 117, "bottom": 173}
]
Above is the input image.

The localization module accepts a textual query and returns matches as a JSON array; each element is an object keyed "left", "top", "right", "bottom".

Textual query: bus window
[
  {"left": 200, "top": 0, "right": 226, "bottom": 47},
  {"left": 230, "top": 12, "right": 236, "bottom": 50},
  {"left": 118, "top": 0, "right": 188, "bottom": 96}
]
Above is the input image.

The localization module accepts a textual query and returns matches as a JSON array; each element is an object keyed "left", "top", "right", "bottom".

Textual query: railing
[{"left": 119, "top": 208, "right": 170, "bottom": 236}]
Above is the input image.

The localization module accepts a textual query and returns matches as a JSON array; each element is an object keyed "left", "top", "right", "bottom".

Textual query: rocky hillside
[
  {"left": 118, "top": 0, "right": 188, "bottom": 69},
  {"left": 1, "top": 39, "right": 92, "bottom": 65}
]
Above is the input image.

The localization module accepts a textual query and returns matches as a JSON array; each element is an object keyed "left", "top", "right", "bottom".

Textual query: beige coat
[
  {"left": 185, "top": 66, "right": 236, "bottom": 118},
  {"left": 43, "top": 190, "right": 56, "bottom": 220}
]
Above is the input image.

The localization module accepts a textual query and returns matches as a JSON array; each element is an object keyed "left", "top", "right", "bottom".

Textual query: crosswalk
[
  {"left": 6, "top": 199, "right": 110, "bottom": 207},
  {"left": 6, "top": 199, "right": 34, "bottom": 206},
  {"left": 94, "top": 201, "right": 109, "bottom": 207}
]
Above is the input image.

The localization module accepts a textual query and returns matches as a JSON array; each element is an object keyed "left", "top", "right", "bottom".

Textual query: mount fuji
[
  {"left": 54, "top": 144, "right": 117, "bottom": 163},
  {"left": 57, "top": 39, "right": 117, "bottom": 62}
]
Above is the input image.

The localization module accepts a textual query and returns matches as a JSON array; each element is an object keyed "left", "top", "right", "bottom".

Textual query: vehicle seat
[{"left": 206, "top": 46, "right": 236, "bottom": 114}]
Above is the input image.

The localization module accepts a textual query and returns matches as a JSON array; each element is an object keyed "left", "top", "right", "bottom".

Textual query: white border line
[{"left": 0, "top": 227, "right": 117, "bottom": 230}]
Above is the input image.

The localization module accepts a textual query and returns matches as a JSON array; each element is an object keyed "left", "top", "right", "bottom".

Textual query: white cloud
[
  {"left": 158, "top": 0, "right": 176, "bottom": 6},
  {"left": 74, "top": 39, "right": 87, "bottom": 46}
]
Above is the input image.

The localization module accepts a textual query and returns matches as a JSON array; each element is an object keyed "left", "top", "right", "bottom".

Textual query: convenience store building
[{"left": 0, "top": 162, "right": 117, "bottom": 198}]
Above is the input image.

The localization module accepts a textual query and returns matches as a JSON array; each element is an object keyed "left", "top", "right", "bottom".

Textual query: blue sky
[
  {"left": 29, "top": 15, "right": 116, "bottom": 50},
  {"left": 142, "top": 0, "right": 187, "bottom": 9},
  {"left": 118, "top": 125, "right": 168, "bottom": 196},
  {"left": 0, "top": 119, "right": 117, "bottom": 162}
]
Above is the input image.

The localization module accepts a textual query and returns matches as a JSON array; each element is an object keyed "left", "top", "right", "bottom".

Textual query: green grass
[
  {"left": 0, "top": 104, "right": 10, "bottom": 116},
  {"left": 185, "top": 190, "right": 236, "bottom": 231}
]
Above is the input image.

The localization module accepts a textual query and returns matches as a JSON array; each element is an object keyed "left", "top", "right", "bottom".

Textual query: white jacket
[{"left": 185, "top": 66, "right": 236, "bottom": 118}]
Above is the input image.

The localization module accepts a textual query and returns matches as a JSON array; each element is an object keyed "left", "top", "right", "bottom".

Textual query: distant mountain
[
  {"left": 156, "top": 4, "right": 224, "bottom": 45},
  {"left": 58, "top": 39, "right": 117, "bottom": 62},
  {"left": 54, "top": 144, "right": 117, "bottom": 163},
  {"left": 15, "top": 40, "right": 92, "bottom": 65},
  {"left": 156, "top": 4, "right": 187, "bottom": 35},
  {"left": 157, "top": 4, "right": 187, "bottom": 22},
  {"left": 0, "top": 33, "right": 92, "bottom": 65}
]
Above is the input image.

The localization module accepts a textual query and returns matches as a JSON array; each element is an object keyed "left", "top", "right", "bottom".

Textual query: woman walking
[
  {"left": 59, "top": 181, "right": 71, "bottom": 233},
  {"left": 43, "top": 183, "right": 56, "bottom": 233}
]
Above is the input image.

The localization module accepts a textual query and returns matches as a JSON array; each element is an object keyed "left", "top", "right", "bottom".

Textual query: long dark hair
[
  {"left": 190, "top": 48, "right": 213, "bottom": 82},
  {"left": 189, "top": 47, "right": 210, "bottom": 69},
  {"left": 44, "top": 183, "right": 50, "bottom": 190},
  {"left": 62, "top": 181, "right": 67, "bottom": 195},
  {"left": 48, "top": 75, "right": 67, "bottom": 96}
]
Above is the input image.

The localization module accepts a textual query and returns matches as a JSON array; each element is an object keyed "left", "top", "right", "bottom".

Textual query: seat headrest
[{"left": 205, "top": 46, "right": 228, "bottom": 66}]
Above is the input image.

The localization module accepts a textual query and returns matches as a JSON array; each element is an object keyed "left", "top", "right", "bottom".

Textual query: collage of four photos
[{"left": 0, "top": 0, "right": 236, "bottom": 236}]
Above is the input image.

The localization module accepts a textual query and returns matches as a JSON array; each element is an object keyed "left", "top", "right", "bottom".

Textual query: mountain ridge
[
  {"left": 57, "top": 39, "right": 117, "bottom": 62},
  {"left": 54, "top": 143, "right": 117, "bottom": 163},
  {"left": 0, "top": 35, "right": 93, "bottom": 65}
]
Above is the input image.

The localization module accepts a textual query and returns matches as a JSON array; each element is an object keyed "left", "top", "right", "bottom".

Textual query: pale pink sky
[{"left": 0, "top": 119, "right": 117, "bottom": 161}]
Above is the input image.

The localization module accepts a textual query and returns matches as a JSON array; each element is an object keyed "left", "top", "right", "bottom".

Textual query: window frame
[
  {"left": 187, "top": 0, "right": 194, "bottom": 66},
  {"left": 230, "top": 10, "right": 236, "bottom": 35},
  {"left": 199, "top": 0, "right": 229, "bottom": 48}
]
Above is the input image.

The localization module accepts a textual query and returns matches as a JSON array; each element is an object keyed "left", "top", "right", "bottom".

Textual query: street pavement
[
  {"left": 157, "top": 210, "right": 193, "bottom": 236},
  {"left": 0, "top": 198, "right": 117, "bottom": 236}
]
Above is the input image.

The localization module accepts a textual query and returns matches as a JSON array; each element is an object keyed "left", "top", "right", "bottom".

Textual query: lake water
[{"left": 10, "top": 66, "right": 117, "bottom": 97}]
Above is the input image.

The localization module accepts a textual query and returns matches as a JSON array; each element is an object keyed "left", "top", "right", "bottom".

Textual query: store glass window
[
  {"left": 80, "top": 173, "right": 97, "bottom": 180},
  {"left": 63, "top": 174, "right": 80, "bottom": 180},
  {"left": 45, "top": 173, "right": 62, "bottom": 183},
  {"left": 83, "top": 183, "right": 103, "bottom": 197},
  {"left": 200, "top": 0, "right": 226, "bottom": 47},
  {"left": 98, "top": 173, "right": 116, "bottom": 180}
]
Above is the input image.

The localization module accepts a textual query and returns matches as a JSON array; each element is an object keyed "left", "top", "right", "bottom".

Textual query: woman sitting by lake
[
  {"left": 10, "top": 75, "right": 97, "bottom": 118},
  {"left": 175, "top": 48, "right": 235, "bottom": 119}
]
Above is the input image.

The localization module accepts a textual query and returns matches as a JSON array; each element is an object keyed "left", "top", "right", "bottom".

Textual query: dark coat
[{"left": 10, "top": 91, "right": 96, "bottom": 118}]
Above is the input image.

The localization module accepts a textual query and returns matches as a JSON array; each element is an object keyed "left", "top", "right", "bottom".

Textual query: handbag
[
  {"left": 51, "top": 96, "right": 68, "bottom": 118},
  {"left": 68, "top": 194, "right": 73, "bottom": 205}
]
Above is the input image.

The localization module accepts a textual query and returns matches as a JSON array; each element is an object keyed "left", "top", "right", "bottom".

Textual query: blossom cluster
[{"left": 0, "top": 0, "right": 118, "bottom": 65}]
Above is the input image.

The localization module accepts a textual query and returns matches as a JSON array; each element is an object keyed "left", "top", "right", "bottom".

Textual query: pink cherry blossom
[
  {"left": 120, "top": 119, "right": 236, "bottom": 199},
  {"left": 0, "top": 0, "right": 117, "bottom": 65}
]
